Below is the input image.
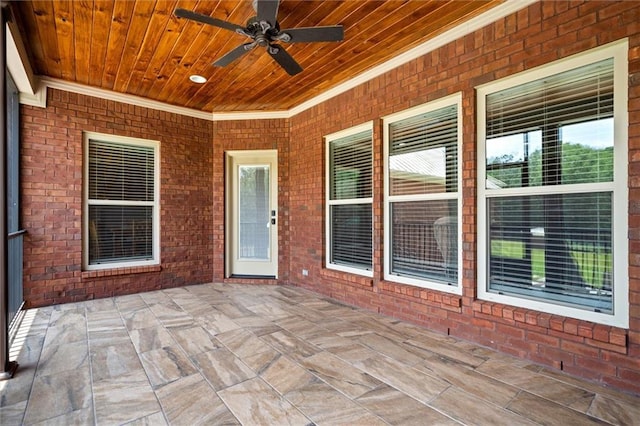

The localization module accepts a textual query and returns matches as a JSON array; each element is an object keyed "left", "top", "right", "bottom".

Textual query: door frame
[{"left": 225, "top": 149, "right": 278, "bottom": 278}]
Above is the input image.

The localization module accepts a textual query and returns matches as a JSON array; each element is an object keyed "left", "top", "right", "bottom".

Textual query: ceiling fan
[{"left": 175, "top": 0, "right": 344, "bottom": 76}]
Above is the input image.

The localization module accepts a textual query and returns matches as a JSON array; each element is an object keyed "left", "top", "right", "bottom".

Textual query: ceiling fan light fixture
[
  {"left": 175, "top": 0, "right": 344, "bottom": 76},
  {"left": 189, "top": 74, "right": 207, "bottom": 84}
]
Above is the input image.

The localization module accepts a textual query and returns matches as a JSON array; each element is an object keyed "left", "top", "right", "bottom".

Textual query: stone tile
[
  {"left": 306, "top": 330, "right": 356, "bottom": 350},
  {"left": 90, "top": 342, "right": 145, "bottom": 382},
  {"left": 22, "top": 369, "right": 92, "bottom": 425},
  {"left": 129, "top": 325, "right": 176, "bottom": 354},
  {"left": 41, "top": 318, "right": 87, "bottom": 348},
  {"left": 216, "top": 328, "right": 272, "bottom": 359},
  {"left": 260, "top": 330, "right": 320, "bottom": 361},
  {"left": 122, "top": 308, "right": 160, "bottom": 331},
  {"left": 139, "top": 289, "right": 172, "bottom": 305},
  {"left": 5, "top": 284, "right": 640, "bottom": 426},
  {"left": 242, "top": 346, "right": 282, "bottom": 374},
  {"left": 246, "top": 300, "right": 291, "bottom": 320},
  {"left": 36, "top": 340, "right": 89, "bottom": 377},
  {"left": 588, "top": 394, "right": 640, "bottom": 425},
  {"left": 352, "top": 352, "right": 450, "bottom": 404},
  {"left": 86, "top": 310, "right": 125, "bottom": 332},
  {"left": 358, "top": 332, "right": 426, "bottom": 366},
  {"left": 507, "top": 391, "right": 607, "bottom": 425},
  {"left": 541, "top": 367, "right": 640, "bottom": 406},
  {"left": 12, "top": 333, "right": 45, "bottom": 365},
  {"left": 149, "top": 301, "right": 193, "bottom": 328},
  {"left": 356, "top": 385, "right": 458, "bottom": 425},
  {"left": 88, "top": 328, "right": 131, "bottom": 348},
  {"left": 218, "top": 377, "right": 312, "bottom": 425},
  {"left": 84, "top": 297, "right": 117, "bottom": 312},
  {"left": 30, "top": 406, "right": 94, "bottom": 426},
  {"left": 259, "top": 354, "right": 316, "bottom": 395},
  {"left": 284, "top": 378, "right": 387, "bottom": 425},
  {"left": 195, "top": 310, "right": 240, "bottom": 335},
  {"left": 1, "top": 337, "right": 43, "bottom": 407},
  {"left": 405, "top": 334, "right": 486, "bottom": 368},
  {"left": 416, "top": 354, "right": 520, "bottom": 408},
  {"left": 139, "top": 345, "right": 197, "bottom": 388},
  {"left": 93, "top": 372, "right": 161, "bottom": 425},
  {"left": 0, "top": 365, "right": 36, "bottom": 408},
  {"left": 168, "top": 324, "right": 221, "bottom": 356},
  {"left": 327, "top": 342, "right": 379, "bottom": 363},
  {"left": 0, "top": 400, "right": 26, "bottom": 425},
  {"left": 155, "top": 374, "right": 238, "bottom": 425},
  {"left": 115, "top": 294, "right": 148, "bottom": 313},
  {"left": 215, "top": 302, "right": 257, "bottom": 319},
  {"left": 192, "top": 348, "right": 255, "bottom": 391},
  {"left": 123, "top": 411, "right": 168, "bottom": 426},
  {"left": 430, "top": 387, "right": 538, "bottom": 426},
  {"left": 300, "top": 351, "right": 383, "bottom": 399},
  {"left": 276, "top": 316, "right": 329, "bottom": 340},
  {"left": 516, "top": 375, "right": 596, "bottom": 412}
]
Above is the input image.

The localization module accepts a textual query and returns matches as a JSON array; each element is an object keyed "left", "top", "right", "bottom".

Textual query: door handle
[{"left": 271, "top": 218, "right": 276, "bottom": 225}]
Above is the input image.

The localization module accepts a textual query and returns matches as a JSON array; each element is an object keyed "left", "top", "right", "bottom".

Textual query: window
[
  {"left": 384, "top": 94, "right": 462, "bottom": 293},
  {"left": 84, "top": 133, "right": 159, "bottom": 270},
  {"left": 477, "top": 41, "right": 628, "bottom": 327},
  {"left": 325, "top": 123, "right": 373, "bottom": 275}
]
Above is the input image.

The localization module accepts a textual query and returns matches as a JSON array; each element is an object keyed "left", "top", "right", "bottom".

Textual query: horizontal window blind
[
  {"left": 89, "top": 205, "right": 153, "bottom": 264},
  {"left": 486, "top": 59, "right": 613, "bottom": 138},
  {"left": 386, "top": 101, "right": 460, "bottom": 287},
  {"left": 390, "top": 200, "right": 457, "bottom": 284},
  {"left": 486, "top": 59, "right": 614, "bottom": 190},
  {"left": 89, "top": 141, "right": 155, "bottom": 201},
  {"left": 329, "top": 130, "right": 372, "bottom": 200},
  {"left": 87, "top": 138, "right": 156, "bottom": 267},
  {"left": 327, "top": 128, "right": 373, "bottom": 271},
  {"left": 488, "top": 192, "right": 612, "bottom": 313},
  {"left": 330, "top": 204, "right": 372, "bottom": 269},
  {"left": 389, "top": 104, "right": 458, "bottom": 196}
]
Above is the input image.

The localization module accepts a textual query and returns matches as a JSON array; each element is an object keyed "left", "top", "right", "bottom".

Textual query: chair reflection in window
[{"left": 433, "top": 216, "right": 457, "bottom": 280}]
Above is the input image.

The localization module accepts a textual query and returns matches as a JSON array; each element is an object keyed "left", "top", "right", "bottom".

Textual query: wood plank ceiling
[{"left": 11, "top": 0, "right": 502, "bottom": 113}]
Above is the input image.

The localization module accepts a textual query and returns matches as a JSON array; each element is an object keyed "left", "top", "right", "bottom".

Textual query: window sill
[{"left": 82, "top": 264, "right": 162, "bottom": 279}]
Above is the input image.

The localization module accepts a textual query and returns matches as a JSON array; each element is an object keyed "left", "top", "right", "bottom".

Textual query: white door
[{"left": 226, "top": 150, "right": 278, "bottom": 278}]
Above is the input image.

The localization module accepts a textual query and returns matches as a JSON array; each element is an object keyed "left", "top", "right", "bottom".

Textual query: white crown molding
[
  {"left": 38, "top": 76, "right": 213, "bottom": 121},
  {"left": 211, "top": 110, "right": 290, "bottom": 121},
  {"left": 19, "top": 83, "right": 47, "bottom": 108},
  {"left": 23, "top": 0, "right": 536, "bottom": 122}
]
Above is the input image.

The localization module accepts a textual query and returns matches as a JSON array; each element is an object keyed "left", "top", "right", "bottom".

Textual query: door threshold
[{"left": 229, "top": 274, "right": 277, "bottom": 280}]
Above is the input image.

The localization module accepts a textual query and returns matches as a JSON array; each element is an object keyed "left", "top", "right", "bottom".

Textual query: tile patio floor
[{"left": 0, "top": 283, "right": 639, "bottom": 425}]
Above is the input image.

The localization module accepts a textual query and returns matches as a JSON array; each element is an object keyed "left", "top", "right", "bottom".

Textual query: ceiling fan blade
[
  {"left": 256, "top": 0, "right": 280, "bottom": 25},
  {"left": 281, "top": 26, "right": 344, "bottom": 43},
  {"left": 268, "top": 44, "right": 303, "bottom": 76},
  {"left": 214, "top": 43, "right": 255, "bottom": 67},
  {"left": 175, "top": 8, "right": 244, "bottom": 33}
]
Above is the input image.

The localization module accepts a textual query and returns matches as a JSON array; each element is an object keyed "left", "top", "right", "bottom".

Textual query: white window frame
[
  {"left": 325, "top": 122, "right": 374, "bottom": 277},
  {"left": 83, "top": 132, "right": 161, "bottom": 271},
  {"left": 477, "top": 40, "right": 629, "bottom": 328},
  {"left": 383, "top": 93, "right": 463, "bottom": 294}
]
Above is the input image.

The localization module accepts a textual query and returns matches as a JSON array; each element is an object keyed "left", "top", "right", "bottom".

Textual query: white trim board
[{"left": 18, "top": 0, "right": 536, "bottom": 121}]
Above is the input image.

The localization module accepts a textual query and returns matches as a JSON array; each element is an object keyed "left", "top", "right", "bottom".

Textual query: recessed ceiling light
[{"left": 189, "top": 75, "right": 207, "bottom": 84}]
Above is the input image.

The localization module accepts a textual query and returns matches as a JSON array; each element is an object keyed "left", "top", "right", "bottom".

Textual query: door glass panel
[{"left": 239, "top": 165, "right": 270, "bottom": 260}]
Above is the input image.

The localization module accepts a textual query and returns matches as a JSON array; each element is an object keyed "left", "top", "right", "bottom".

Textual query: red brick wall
[
  {"left": 287, "top": 1, "right": 640, "bottom": 394},
  {"left": 212, "top": 119, "right": 290, "bottom": 283},
  {"left": 18, "top": 0, "right": 640, "bottom": 395},
  {"left": 21, "top": 89, "right": 214, "bottom": 306}
]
